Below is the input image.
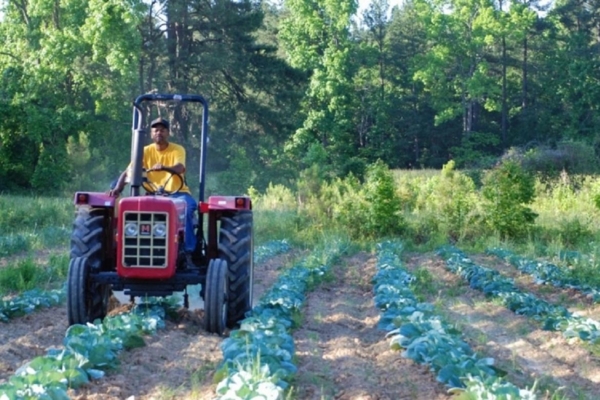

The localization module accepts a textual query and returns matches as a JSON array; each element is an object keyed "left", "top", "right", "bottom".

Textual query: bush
[
  {"left": 413, "top": 161, "right": 482, "bottom": 242},
  {"left": 502, "top": 141, "right": 599, "bottom": 178},
  {"left": 334, "top": 160, "right": 405, "bottom": 239},
  {"left": 482, "top": 161, "right": 537, "bottom": 238}
]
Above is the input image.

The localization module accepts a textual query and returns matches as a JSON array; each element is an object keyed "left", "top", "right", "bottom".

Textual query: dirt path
[
  {"left": 405, "top": 252, "right": 600, "bottom": 400},
  {"left": 0, "top": 251, "right": 295, "bottom": 399},
  {"left": 292, "top": 252, "right": 451, "bottom": 400},
  {"left": 5, "top": 248, "right": 600, "bottom": 399},
  {"left": 0, "top": 307, "right": 68, "bottom": 381}
]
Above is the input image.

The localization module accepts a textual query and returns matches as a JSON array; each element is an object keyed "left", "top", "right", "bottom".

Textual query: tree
[{"left": 280, "top": 0, "right": 360, "bottom": 176}]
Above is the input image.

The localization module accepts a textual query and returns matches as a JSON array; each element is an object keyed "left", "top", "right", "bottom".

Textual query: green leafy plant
[
  {"left": 414, "top": 160, "right": 482, "bottom": 241},
  {"left": 439, "top": 246, "right": 600, "bottom": 343},
  {"left": 482, "top": 161, "right": 537, "bottom": 238},
  {"left": 374, "top": 241, "right": 534, "bottom": 397},
  {"left": 215, "top": 236, "right": 349, "bottom": 398}
]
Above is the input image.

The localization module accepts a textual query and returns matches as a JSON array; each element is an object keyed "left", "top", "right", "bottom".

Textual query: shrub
[
  {"left": 482, "top": 161, "right": 537, "bottom": 238},
  {"left": 502, "top": 141, "right": 599, "bottom": 178},
  {"left": 413, "top": 161, "right": 482, "bottom": 242},
  {"left": 361, "top": 160, "right": 405, "bottom": 238}
]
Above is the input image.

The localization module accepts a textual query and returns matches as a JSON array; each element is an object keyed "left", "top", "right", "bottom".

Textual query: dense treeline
[{"left": 0, "top": 0, "right": 599, "bottom": 193}]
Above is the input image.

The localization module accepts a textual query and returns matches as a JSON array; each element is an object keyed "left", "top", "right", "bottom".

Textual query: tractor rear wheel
[
  {"left": 67, "top": 256, "right": 111, "bottom": 325},
  {"left": 69, "top": 207, "right": 112, "bottom": 325},
  {"left": 219, "top": 211, "right": 253, "bottom": 328},
  {"left": 204, "top": 258, "right": 228, "bottom": 335},
  {"left": 70, "top": 207, "right": 106, "bottom": 269}
]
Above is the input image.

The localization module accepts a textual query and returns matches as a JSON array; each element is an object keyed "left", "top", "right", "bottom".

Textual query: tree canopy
[{"left": 0, "top": 0, "right": 598, "bottom": 193}]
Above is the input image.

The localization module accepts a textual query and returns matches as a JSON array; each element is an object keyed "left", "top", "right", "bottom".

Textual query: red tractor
[{"left": 67, "top": 94, "right": 253, "bottom": 335}]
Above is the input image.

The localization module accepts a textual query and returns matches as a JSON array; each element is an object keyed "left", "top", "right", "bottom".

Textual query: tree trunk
[
  {"left": 501, "top": 35, "right": 507, "bottom": 146},
  {"left": 522, "top": 36, "right": 528, "bottom": 109}
]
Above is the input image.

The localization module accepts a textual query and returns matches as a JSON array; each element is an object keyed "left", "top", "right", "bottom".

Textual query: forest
[{"left": 0, "top": 0, "right": 599, "bottom": 193}]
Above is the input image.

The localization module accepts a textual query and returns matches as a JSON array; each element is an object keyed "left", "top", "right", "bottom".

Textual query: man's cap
[{"left": 150, "top": 117, "right": 169, "bottom": 130}]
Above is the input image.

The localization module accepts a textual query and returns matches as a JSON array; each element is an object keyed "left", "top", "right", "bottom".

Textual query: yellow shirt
[{"left": 142, "top": 142, "right": 191, "bottom": 194}]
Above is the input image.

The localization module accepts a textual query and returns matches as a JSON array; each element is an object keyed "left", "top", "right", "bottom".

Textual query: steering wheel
[{"left": 142, "top": 167, "right": 184, "bottom": 196}]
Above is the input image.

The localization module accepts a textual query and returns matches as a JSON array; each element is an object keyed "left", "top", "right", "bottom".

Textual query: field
[{"left": 2, "top": 166, "right": 600, "bottom": 399}]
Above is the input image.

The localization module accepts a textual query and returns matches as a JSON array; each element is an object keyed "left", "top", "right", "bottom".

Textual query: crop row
[
  {"left": 0, "top": 299, "right": 174, "bottom": 400},
  {"left": 214, "top": 237, "right": 349, "bottom": 399},
  {"left": 0, "top": 240, "right": 293, "bottom": 399},
  {"left": 487, "top": 247, "right": 600, "bottom": 301},
  {"left": 374, "top": 241, "right": 535, "bottom": 398},
  {"left": 0, "top": 288, "right": 65, "bottom": 322},
  {"left": 439, "top": 247, "right": 600, "bottom": 343}
]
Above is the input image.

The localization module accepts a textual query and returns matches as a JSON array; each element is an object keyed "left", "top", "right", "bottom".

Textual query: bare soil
[
  {"left": 405, "top": 252, "right": 600, "bottom": 400},
  {"left": 2, "top": 249, "right": 600, "bottom": 399}
]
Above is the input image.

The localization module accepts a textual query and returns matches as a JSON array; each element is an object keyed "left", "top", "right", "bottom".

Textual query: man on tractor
[{"left": 109, "top": 117, "right": 198, "bottom": 260}]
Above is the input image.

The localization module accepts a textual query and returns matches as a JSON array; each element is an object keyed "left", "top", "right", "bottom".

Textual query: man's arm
[
  {"left": 109, "top": 170, "right": 128, "bottom": 197},
  {"left": 149, "top": 163, "right": 185, "bottom": 174}
]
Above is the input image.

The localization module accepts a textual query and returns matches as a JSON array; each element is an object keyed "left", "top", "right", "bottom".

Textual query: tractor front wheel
[
  {"left": 219, "top": 211, "right": 253, "bottom": 328},
  {"left": 204, "top": 258, "right": 229, "bottom": 335},
  {"left": 67, "top": 256, "right": 110, "bottom": 325}
]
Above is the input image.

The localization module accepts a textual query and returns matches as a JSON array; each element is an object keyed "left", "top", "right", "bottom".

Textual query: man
[{"left": 109, "top": 117, "right": 197, "bottom": 256}]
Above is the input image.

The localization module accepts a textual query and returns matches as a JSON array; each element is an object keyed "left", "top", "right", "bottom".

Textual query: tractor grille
[{"left": 122, "top": 212, "right": 168, "bottom": 268}]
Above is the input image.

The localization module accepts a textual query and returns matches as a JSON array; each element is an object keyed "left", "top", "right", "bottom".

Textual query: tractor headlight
[
  {"left": 153, "top": 223, "right": 167, "bottom": 237},
  {"left": 124, "top": 223, "right": 138, "bottom": 237}
]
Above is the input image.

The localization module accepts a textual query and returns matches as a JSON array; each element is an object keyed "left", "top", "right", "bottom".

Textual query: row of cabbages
[
  {"left": 375, "top": 241, "right": 536, "bottom": 399},
  {"left": 215, "top": 237, "right": 349, "bottom": 400},
  {"left": 440, "top": 246, "right": 600, "bottom": 343}
]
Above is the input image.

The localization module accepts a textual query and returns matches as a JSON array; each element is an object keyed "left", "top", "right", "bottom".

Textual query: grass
[
  {"left": 410, "top": 267, "right": 437, "bottom": 301},
  {"left": 0, "top": 252, "right": 68, "bottom": 295},
  {"left": 0, "top": 194, "right": 72, "bottom": 257},
  {"left": 0, "top": 194, "right": 73, "bottom": 231}
]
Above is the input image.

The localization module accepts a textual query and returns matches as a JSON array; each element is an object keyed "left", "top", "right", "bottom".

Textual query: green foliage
[
  {"left": 450, "top": 132, "right": 500, "bottom": 169},
  {"left": 0, "top": 259, "right": 39, "bottom": 293},
  {"left": 320, "top": 160, "right": 405, "bottom": 240},
  {"left": 482, "top": 161, "right": 537, "bottom": 238},
  {"left": 31, "top": 144, "right": 71, "bottom": 192},
  {"left": 0, "top": 253, "right": 69, "bottom": 294},
  {"left": 0, "top": 286, "right": 65, "bottom": 322},
  {"left": 502, "top": 142, "right": 600, "bottom": 179},
  {"left": 213, "top": 145, "right": 257, "bottom": 195},
  {"left": 0, "top": 234, "right": 30, "bottom": 257},
  {"left": 362, "top": 160, "right": 405, "bottom": 237},
  {"left": 280, "top": 0, "right": 359, "bottom": 175},
  {"left": 414, "top": 161, "right": 482, "bottom": 241},
  {"left": 0, "top": 195, "right": 72, "bottom": 230},
  {"left": 251, "top": 184, "right": 299, "bottom": 244}
]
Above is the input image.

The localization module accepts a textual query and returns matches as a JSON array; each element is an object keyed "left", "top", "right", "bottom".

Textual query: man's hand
[{"left": 108, "top": 170, "right": 128, "bottom": 197}]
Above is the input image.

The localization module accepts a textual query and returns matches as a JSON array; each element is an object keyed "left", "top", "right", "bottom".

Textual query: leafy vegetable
[
  {"left": 439, "top": 246, "right": 600, "bottom": 343},
  {"left": 375, "top": 241, "right": 535, "bottom": 398},
  {"left": 215, "top": 237, "right": 350, "bottom": 399}
]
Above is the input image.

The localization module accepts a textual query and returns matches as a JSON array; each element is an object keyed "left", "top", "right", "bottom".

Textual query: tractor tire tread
[{"left": 219, "top": 211, "right": 253, "bottom": 328}]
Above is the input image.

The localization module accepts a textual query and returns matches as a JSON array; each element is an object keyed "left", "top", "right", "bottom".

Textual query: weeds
[{"left": 0, "top": 252, "right": 68, "bottom": 295}]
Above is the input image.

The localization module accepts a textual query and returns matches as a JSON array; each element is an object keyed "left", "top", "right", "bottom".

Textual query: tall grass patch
[
  {"left": 0, "top": 195, "right": 73, "bottom": 230},
  {"left": 250, "top": 184, "right": 299, "bottom": 245},
  {"left": 0, "top": 253, "right": 68, "bottom": 295}
]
